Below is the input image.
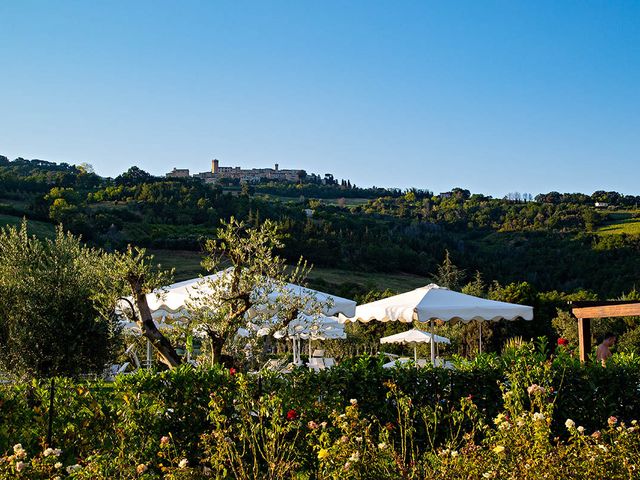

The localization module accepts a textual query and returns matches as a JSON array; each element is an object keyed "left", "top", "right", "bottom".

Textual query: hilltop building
[
  {"left": 166, "top": 168, "right": 190, "bottom": 178},
  {"left": 209, "top": 159, "right": 301, "bottom": 182},
  {"left": 168, "top": 159, "right": 304, "bottom": 184}
]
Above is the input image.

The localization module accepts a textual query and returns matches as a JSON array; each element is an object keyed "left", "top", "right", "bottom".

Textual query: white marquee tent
[
  {"left": 119, "top": 272, "right": 356, "bottom": 367},
  {"left": 123, "top": 271, "right": 356, "bottom": 321}
]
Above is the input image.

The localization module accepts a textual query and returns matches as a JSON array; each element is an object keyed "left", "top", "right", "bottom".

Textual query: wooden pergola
[{"left": 570, "top": 300, "right": 640, "bottom": 362}]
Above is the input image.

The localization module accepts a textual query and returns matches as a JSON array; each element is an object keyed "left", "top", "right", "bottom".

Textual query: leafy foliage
[
  {"left": 2, "top": 345, "right": 640, "bottom": 478},
  {"left": 0, "top": 221, "right": 121, "bottom": 379}
]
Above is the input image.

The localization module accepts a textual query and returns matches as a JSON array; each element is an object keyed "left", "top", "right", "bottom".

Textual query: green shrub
[{"left": 1, "top": 344, "right": 640, "bottom": 478}]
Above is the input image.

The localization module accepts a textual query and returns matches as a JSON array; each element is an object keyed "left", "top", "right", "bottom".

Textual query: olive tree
[
  {"left": 188, "top": 217, "right": 323, "bottom": 365},
  {"left": 0, "top": 221, "right": 121, "bottom": 379}
]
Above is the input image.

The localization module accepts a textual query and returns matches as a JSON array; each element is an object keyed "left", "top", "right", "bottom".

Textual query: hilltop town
[{"left": 167, "top": 159, "right": 336, "bottom": 185}]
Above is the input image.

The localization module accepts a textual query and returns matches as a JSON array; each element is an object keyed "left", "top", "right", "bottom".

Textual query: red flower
[
  {"left": 557, "top": 338, "right": 569, "bottom": 346},
  {"left": 229, "top": 367, "right": 237, "bottom": 376},
  {"left": 286, "top": 409, "right": 297, "bottom": 421}
]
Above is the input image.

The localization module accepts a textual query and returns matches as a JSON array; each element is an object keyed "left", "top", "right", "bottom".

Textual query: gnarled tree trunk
[{"left": 128, "top": 279, "right": 182, "bottom": 369}]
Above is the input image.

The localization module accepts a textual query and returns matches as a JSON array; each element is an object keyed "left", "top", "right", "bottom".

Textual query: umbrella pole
[
  {"left": 293, "top": 337, "right": 297, "bottom": 364},
  {"left": 430, "top": 319, "right": 435, "bottom": 366},
  {"left": 478, "top": 321, "right": 482, "bottom": 354},
  {"left": 146, "top": 339, "right": 152, "bottom": 369}
]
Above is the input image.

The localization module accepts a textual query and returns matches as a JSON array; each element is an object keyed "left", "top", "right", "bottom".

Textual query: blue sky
[{"left": 1, "top": 1, "right": 638, "bottom": 196}]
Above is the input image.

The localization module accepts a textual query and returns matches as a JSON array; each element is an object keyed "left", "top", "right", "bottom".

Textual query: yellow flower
[
  {"left": 318, "top": 448, "right": 330, "bottom": 460},
  {"left": 492, "top": 445, "right": 505, "bottom": 454}
]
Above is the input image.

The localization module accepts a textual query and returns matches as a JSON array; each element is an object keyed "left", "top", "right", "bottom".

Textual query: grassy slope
[
  {"left": 255, "top": 193, "right": 370, "bottom": 206},
  {"left": 147, "top": 249, "right": 207, "bottom": 280},
  {"left": 147, "top": 248, "right": 429, "bottom": 293},
  {"left": 596, "top": 210, "right": 640, "bottom": 235},
  {"left": 0, "top": 214, "right": 56, "bottom": 238}
]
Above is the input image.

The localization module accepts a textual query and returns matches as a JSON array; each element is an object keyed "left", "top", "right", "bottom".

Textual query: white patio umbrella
[
  {"left": 341, "top": 284, "right": 533, "bottom": 365},
  {"left": 380, "top": 328, "right": 450, "bottom": 363},
  {"left": 272, "top": 314, "right": 346, "bottom": 364}
]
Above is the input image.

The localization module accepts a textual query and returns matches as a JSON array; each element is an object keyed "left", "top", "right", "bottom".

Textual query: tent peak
[{"left": 418, "top": 283, "right": 446, "bottom": 291}]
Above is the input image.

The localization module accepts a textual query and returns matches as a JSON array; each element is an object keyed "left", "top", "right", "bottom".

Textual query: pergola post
[
  {"left": 571, "top": 301, "right": 640, "bottom": 364},
  {"left": 577, "top": 318, "right": 590, "bottom": 363}
]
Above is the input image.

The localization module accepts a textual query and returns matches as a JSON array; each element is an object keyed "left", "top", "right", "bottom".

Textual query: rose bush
[{"left": 1, "top": 341, "right": 640, "bottom": 478}]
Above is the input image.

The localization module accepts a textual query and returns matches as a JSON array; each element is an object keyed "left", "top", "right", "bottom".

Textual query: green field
[
  {"left": 148, "top": 248, "right": 428, "bottom": 293},
  {"left": 596, "top": 210, "right": 640, "bottom": 235},
  {"left": 0, "top": 214, "right": 56, "bottom": 238},
  {"left": 147, "top": 249, "right": 207, "bottom": 280},
  {"left": 0, "top": 197, "right": 32, "bottom": 210},
  {"left": 306, "top": 266, "right": 429, "bottom": 293},
  {"left": 256, "top": 193, "right": 370, "bottom": 207},
  {"left": 321, "top": 197, "right": 371, "bottom": 207}
]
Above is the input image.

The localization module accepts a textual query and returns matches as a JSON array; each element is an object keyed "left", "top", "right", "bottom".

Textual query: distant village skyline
[{"left": 165, "top": 158, "right": 343, "bottom": 186}]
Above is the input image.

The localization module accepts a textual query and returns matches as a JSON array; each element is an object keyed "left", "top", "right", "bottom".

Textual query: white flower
[
  {"left": 54, "top": 462, "right": 63, "bottom": 469},
  {"left": 355, "top": 436, "right": 363, "bottom": 442},
  {"left": 66, "top": 464, "right": 81, "bottom": 473},
  {"left": 378, "top": 442, "right": 387, "bottom": 450},
  {"left": 348, "top": 451, "right": 360, "bottom": 462},
  {"left": 12, "top": 443, "right": 27, "bottom": 460},
  {"left": 15, "top": 461, "right": 26, "bottom": 472},
  {"left": 451, "top": 450, "right": 459, "bottom": 457},
  {"left": 565, "top": 419, "right": 575, "bottom": 429},
  {"left": 527, "top": 384, "right": 545, "bottom": 395},
  {"left": 577, "top": 426, "right": 585, "bottom": 434},
  {"left": 533, "top": 412, "right": 545, "bottom": 422},
  {"left": 178, "top": 458, "right": 189, "bottom": 468},
  {"left": 350, "top": 398, "right": 358, "bottom": 406}
]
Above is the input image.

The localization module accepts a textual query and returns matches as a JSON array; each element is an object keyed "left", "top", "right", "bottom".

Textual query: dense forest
[{"left": 1, "top": 155, "right": 639, "bottom": 354}]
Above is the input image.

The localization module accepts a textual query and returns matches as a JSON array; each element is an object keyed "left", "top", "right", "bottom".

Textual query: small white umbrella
[
  {"left": 273, "top": 314, "right": 346, "bottom": 364},
  {"left": 341, "top": 284, "right": 533, "bottom": 365},
  {"left": 380, "top": 328, "right": 450, "bottom": 363}
]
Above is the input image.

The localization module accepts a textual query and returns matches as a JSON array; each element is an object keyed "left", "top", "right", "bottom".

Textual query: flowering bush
[{"left": 1, "top": 342, "right": 640, "bottom": 478}]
